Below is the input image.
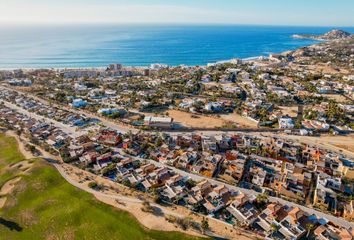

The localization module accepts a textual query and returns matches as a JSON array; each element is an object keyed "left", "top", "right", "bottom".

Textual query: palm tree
[
  {"left": 256, "top": 193, "right": 269, "bottom": 204},
  {"left": 233, "top": 219, "right": 241, "bottom": 228},
  {"left": 201, "top": 217, "right": 209, "bottom": 234},
  {"left": 326, "top": 100, "right": 344, "bottom": 122},
  {"left": 269, "top": 223, "right": 278, "bottom": 238},
  {"left": 306, "top": 223, "right": 315, "bottom": 238}
]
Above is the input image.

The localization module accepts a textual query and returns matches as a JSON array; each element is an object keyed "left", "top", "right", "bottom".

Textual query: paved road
[
  {"left": 51, "top": 161, "right": 232, "bottom": 239},
  {"left": 3, "top": 101, "right": 87, "bottom": 138},
  {"left": 4, "top": 86, "right": 353, "bottom": 160},
  {"left": 116, "top": 150, "right": 354, "bottom": 229},
  {"left": 3, "top": 86, "right": 354, "bottom": 229},
  {"left": 54, "top": 163, "right": 144, "bottom": 204},
  {"left": 56, "top": 163, "right": 226, "bottom": 238},
  {"left": 277, "top": 134, "right": 354, "bottom": 159},
  {"left": 1, "top": 86, "right": 134, "bottom": 134},
  {"left": 167, "top": 130, "right": 354, "bottom": 160},
  {"left": 51, "top": 160, "right": 190, "bottom": 219}
]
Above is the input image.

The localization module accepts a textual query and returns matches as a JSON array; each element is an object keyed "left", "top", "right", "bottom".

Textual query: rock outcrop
[{"left": 292, "top": 29, "right": 352, "bottom": 40}]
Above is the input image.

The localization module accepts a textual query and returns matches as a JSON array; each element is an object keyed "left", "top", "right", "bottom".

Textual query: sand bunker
[
  {"left": 0, "top": 197, "right": 7, "bottom": 208},
  {"left": 0, "top": 177, "right": 21, "bottom": 209},
  {"left": 0, "top": 177, "right": 21, "bottom": 195},
  {"left": 5, "top": 132, "right": 33, "bottom": 159},
  {"left": 10, "top": 161, "right": 34, "bottom": 173}
]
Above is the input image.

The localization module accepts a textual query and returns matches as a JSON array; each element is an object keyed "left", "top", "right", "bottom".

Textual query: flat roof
[{"left": 144, "top": 116, "right": 173, "bottom": 123}]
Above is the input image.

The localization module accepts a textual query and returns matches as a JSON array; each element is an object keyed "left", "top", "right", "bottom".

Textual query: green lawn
[{"left": 0, "top": 134, "right": 204, "bottom": 240}]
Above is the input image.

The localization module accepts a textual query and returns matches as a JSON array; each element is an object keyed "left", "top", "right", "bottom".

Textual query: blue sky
[{"left": 1, "top": 0, "right": 353, "bottom": 26}]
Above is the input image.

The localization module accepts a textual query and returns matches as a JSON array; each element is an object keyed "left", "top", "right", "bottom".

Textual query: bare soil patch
[
  {"left": 278, "top": 106, "right": 298, "bottom": 118},
  {"left": 322, "top": 94, "right": 350, "bottom": 103},
  {"left": 9, "top": 160, "right": 34, "bottom": 173},
  {"left": 0, "top": 177, "right": 21, "bottom": 196},
  {"left": 5, "top": 131, "right": 34, "bottom": 159},
  {"left": 220, "top": 112, "right": 258, "bottom": 128},
  {"left": 0, "top": 177, "right": 21, "bottom": 209},
  {"left": 19, "top": 209, "right": 39, "bottom": 227},
  {"left": 167, "top": 110, "right": 226, "bottom": 128}
]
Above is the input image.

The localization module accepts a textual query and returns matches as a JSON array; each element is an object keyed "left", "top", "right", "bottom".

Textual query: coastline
[
  {"left": 0, "top": 55, "right": 291, "bottom": 71},
  {"left": 2, "top": 25, "right": 345, "bottom": 70},
  {"left": 0, "top": 52, "right": 300, "bottom": 71},
  {"left": 1, "top": 30, "right": 354, "bottom": 238},
  {"left": 0, "top": 36, "right": 326, "bottom": 71}
]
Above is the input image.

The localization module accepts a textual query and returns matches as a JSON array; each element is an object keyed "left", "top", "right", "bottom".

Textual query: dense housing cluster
[{"left": 1, "top": 33, "right": 354, "bottom": 240}]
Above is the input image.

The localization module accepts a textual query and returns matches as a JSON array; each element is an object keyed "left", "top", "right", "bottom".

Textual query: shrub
[
  {"left": 201, "top": 217, "right": 209, "bottom": 233},
  {"left": 141, "top": 201, "right": 154, "bottom": 213},
  {"left": 88, "top": 181, "right": 98, "bottom": 189},
  {"left": 175, "top": 217, "right": 193, "bottom": 230}
]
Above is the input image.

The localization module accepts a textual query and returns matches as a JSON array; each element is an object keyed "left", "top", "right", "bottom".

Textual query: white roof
[{"left": 144, "top": 116, "right": 172, "bottom": 123}]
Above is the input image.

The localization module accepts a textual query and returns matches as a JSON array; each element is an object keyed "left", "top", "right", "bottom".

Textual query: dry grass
[
  {"left": 278, "top": 106, "right": 298, "bottom": 117},
  {"left": 322, "top": 94, "right": 349, "bottom": 103},
  {"left": 167, "top": 110, "right": 226, "bottom": 128},
  {"left": 19, "top": 210, "right": 39, "bottom": 227},
  {"left": 220, "top": 112, "right": 258, "bottom": 128},
  {"left": 320, "top": 135, "right": 354, "bottom": 153}
]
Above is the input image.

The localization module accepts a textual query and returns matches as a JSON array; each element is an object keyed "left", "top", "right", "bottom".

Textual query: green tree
[
  {"left": 201, "top": 217, "right": 209, "bottom": 234},
  {"left": 88, "top": 181, "right": 98, "bottom": 189},
  {"left": 326, "top": 100, "right": 344, "bottom": 122},
  {"left": 185, "top": 179, "right": 197, "bottom": 189},
  {"left": 269, "top": 223, "right": 278, "bottom": 237},
  {"left": 256, "top": 193, "right": 269, "bottom": 205},
  {"left": 55, "top": 92, "right": 67, "bottom": 103},
  {"left": 306, "top": 223, "right": 315, "bottom": 238}
]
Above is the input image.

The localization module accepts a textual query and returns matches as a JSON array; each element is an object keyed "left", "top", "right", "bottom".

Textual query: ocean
[{"left": 0, "top": 24, "right": 353, "bottom": 69}]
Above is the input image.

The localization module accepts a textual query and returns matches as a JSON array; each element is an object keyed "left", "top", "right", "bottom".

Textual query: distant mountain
[{"left": 292, "top": 29, "right": 352, "bottom": 40}]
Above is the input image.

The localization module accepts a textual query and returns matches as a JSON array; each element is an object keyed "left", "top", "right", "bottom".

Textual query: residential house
[{"left": 227, "top": 194, "right": 259, "bottom": 226}]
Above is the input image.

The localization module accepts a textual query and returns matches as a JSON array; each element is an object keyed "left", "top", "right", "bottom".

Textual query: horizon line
[{"left": 1, "top": 22, "right": 354, "bottom": 28}]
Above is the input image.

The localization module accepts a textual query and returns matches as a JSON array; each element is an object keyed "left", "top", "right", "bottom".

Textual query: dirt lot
[
  {"left": 278, "top": 106, "right": 298, "bottom": 117},
  {"left": 322, "top": 94, "right": 350, "bottom": 103},
  {"left": 220, "top": 112, "right": 258, "bottom": 128},
  {"left": 319, "top": 135, "right": 354, "bottom": 153},
  {"left": 165, "top": 110, "right": 259, "bottom": 129},
  {"left": 167, "top": 110, "right": 227, "bottom": 128},
  {"left": 274, "top": 133, "right": 354, "bottom": 159},
  {"left": 300, "top": 63, "right": 351, "bottom": 75}
]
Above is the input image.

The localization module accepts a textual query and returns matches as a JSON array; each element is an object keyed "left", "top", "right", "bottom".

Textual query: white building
[
  {"left": 71, "top": 99, "right": 87, "bottom": 108},
  {"left": 144, "top": 116, "right": 173, "bottom": 128},
  {"left": 278, "top": 117, "right": 295, "bottom": 129},
  {"left": 150, "top": 63, "right": 169, "bottom": 70}
]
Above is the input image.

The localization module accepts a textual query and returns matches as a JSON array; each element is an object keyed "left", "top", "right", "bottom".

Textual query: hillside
[{"left": 292, "top": 29, "right": 352, "bottom": 40}]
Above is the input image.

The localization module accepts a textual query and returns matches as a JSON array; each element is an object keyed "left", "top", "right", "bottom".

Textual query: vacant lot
[
  {"left": 278, "top": 106, "right": 298, "bottom": 118},
  {"left": 220, "top": 112, "right": 258, "bottom": 128},
  {"left": 0, "top": 134, "right": 203, "bottom": 240},
  {"left": 319, "top": 135, "right": 354, "bottom": 154},
  {"left": 166, "top": 110, "right": 258, "bottom": 129},
  {"left": 167, "top": 110, "right": 227, "bottom": 128},
  {"left": 322, "top": 94, "right": 350, "bottom": 103}
]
